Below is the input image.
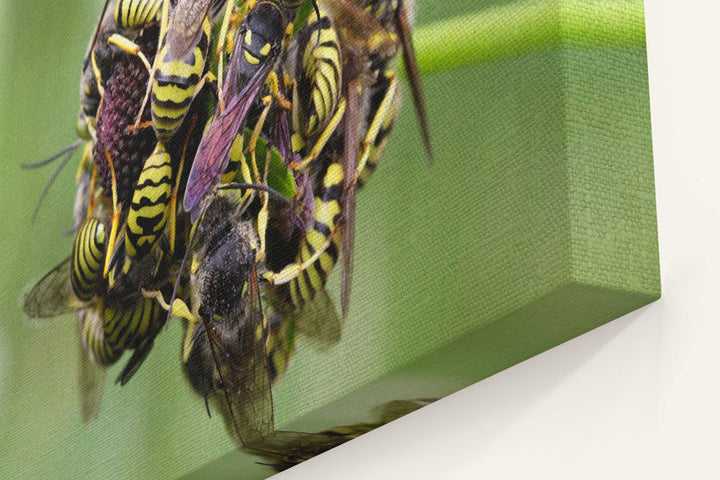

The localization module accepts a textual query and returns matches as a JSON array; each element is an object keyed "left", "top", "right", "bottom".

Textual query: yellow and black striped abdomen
[
  {"left": 100, "top": 296, "right": 163, "bottom": 356},
  {"left": 298, "top": 9, "right": 341, "bottom": 137},
  {"left": 288, "top": 161, "right": 344, "bottom": 309},
  {"left": 80, "top": 307, "right": 123, "bottom": 366},
  {"left": 125, "top": 143, "right": 173, "bottom": 259},
  {"left": 151, "top": 17, "right": 211, "bottom": 141},
  {"left": 71, "top": 218, "right": 107, "bottom": 302},
  {"left": 114, "top": 0, "right": 163, "bottom": 30}
]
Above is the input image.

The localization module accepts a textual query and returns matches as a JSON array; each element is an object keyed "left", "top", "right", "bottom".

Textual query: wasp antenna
[
  {"left": 27, "top": 142, "right": 81, "bottom": 223},
  {"left": 166, "top": 199, "right": 208, "bottom": 328},
  {"left": 21, "top": 140, "right": 83, "bottom": 169}
]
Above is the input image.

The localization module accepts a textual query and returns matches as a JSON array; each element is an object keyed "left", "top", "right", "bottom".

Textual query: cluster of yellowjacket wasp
[{"left": 23, "top": 0, "right": 432, "bottom": 470}]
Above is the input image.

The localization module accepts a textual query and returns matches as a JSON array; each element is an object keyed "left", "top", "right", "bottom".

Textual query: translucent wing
[
  {"left": 267, "top": 93, "right": 294, "bottom": 165},
  {"left": 206, "top": 265, "right": 275, "bottom": 447},
  {"left": 165, "top": 0, "right": 214, "bottom": 57},
  {"left": 295, "top": 288, "right": 341, "bottom": 350},
  {"left": 22, "top": 258, "right": 79, "bottom": 321},
  {"left": 317, "top": 0, "right": 396, "bottom": 54},
  {"left": 263, "top": 286, "right": 341, "bottom": 381},
  {"left": 394, "top": 2, "right": 432, "bottom": 161},
  {"left": 77, "top": 309, "right": 107, "bottom": 423},
  {"left": 341, "top": 78, "right": 359, "bottom": 317},
  {"left": 183, "top": 62, "right": 275, "bottom": 217}
]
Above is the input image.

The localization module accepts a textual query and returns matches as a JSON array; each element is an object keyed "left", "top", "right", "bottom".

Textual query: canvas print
[{"left": 0, "top": 0, "right": 659, "bottom": 478}]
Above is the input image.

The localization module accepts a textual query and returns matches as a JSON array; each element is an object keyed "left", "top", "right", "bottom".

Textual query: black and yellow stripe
[
  {"left": 71, "top": 218, "right": 107, "bottom": 302},
  {"left": 125, "top": 143, "right": 173, "bottom": 260},
  {"left": 296, "top": 8, "right": 341, "bottom": 138},
  {"left": 80, "top": 307, "right": 124, "bottom": 366},
  {"left": 151, "top": 16, "right": 211, "bottom": 141},
  {"left": 287, "top": 161, "right": 343, "bottom": 309},
  {"left": 80, "top": 0, "right": 164, "bottom": 133},
  {"left": 356, "top": 73, "right": 398, "bottom": 187},
  {"left": 79, "top": 295, "right": 163, "bottom": 368},
  {"left": 114, "top": 0, "right": 163, "bottom": 30},
  {"left": 99, "top": 296, "right": 163, "bottom": 359}
]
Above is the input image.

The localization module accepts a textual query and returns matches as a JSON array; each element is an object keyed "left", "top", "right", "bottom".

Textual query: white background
[{"left": 276, "top": 1, "right": 720, "bottom": 478}]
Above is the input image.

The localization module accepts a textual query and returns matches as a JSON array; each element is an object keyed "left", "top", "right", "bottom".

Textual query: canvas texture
[{"left": 0, "top": 0, "right": 658, "bottom": 478}]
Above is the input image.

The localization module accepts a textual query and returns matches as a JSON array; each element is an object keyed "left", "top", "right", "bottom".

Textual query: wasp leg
[
  {"left": 263, "top": 161, "right": 344, "bottom": 312},
  {"left": 290, "top": 97, "right": 346, "bottom": 171},
  {"left": 107, "top": 34, "right": 153, "bottom": 72},
  {"left": 142, "top": 288, "right": 198, "bottom": 361},
  {"left": 243, "top": 71, "right": 291, "bottom": 261},
  {"left": 168, "top": 116, "right": 196, "bottom": 255},
  {"left": 125, "top": 120, "right": 154, "bottom": 134},
  {"left": 76, "top": 141, "right": 92, "bottom": 183},
  {"left": 353, "top": 70, "right": 398, "bottom": 187},
  {"left": 87, "top": 159, "right": 98, "bottom": 220},
  {"left": 214, "top": 0, "right": 243, "bottom": 112},
  {"left": 102, "top": 150, "right": 121, "bottom": 280},
  {"left": 131, "top": 0, "right": 172, "bottom": 130},
  {"left": 90, "top": 51, "right": 106, "bottom": 98}
]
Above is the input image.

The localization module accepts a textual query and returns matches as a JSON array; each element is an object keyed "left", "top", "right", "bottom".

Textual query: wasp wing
[
  {"left": 205, "top": 265, "right": 275, "bottom": 448},
  {"left": 340, "top": 79, "right": 359, "bottom": 317},
  {"left": 265, "top": 286, "right": 341, "bottom": 361},
  {"left": 317, "top": 0, "right": 396, "bottom": 55},
  {"left": 22, "top": 257, "right": 80, "bottom": 321},
  {"left": 296, "top": 287, "right": 341, "bottom": 350},
  {"left": 82, "top": 0, "right": 114, "bottom": 71},
  {"left": 267, "top": 95, "right": 294, "bottom": 166},
  {"left": 184, "top": 62, "right": 274, "bottom": 217},
  {"left": 77, "top": 309, "right": 107, "bottom": 423},
  {"left": 165, "top": 0, "right": 214, "bottom": 57},
  {"left": 395, "top": 3, "right": 432, "bottom": 162}
]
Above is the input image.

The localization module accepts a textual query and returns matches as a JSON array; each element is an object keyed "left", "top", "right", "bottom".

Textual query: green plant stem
[{"left": 413, "top": 1, "right": 646, "bottom": 75}]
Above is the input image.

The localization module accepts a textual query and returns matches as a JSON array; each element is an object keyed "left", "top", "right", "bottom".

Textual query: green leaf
[
  {"left": 237, "top": 129, "right": 297, "bottom": 199},
  {"left": 293, "top": 0, "right": 316, "bottom": 36}
]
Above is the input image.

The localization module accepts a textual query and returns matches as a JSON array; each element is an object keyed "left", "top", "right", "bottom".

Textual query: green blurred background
[{"left": 0, "top": 1, "right": 654, "bottom": 478}]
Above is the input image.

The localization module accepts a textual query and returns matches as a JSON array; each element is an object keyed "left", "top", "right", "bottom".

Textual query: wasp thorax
[
  {"left": 196, "top": 242, "right": 256, "bottom": 318},
  {"left": 195, "top": 206, "right": 258, "bottom": 319},
  {"left": 93, "top": 28, "right": 158, "bottom": 206}
]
